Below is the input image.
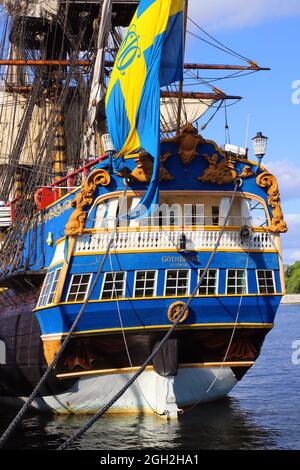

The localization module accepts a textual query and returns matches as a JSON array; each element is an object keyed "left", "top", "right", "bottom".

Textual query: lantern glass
[{"left": 252, "top": 132, "right": 268, "bottom": 157}]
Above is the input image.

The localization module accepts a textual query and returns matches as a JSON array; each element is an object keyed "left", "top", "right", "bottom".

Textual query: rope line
[
  {"left": 108, "top": 249, "right": 166, "bottom": 417},
  {"left": 0, "top": 195, "right": 124, "bottom": 448},
  {"left": 57, "top": 180, "right": 242, "bottom": 450},
  {"left": 184, "top": 249, "right": 250, "bottom": 413}
]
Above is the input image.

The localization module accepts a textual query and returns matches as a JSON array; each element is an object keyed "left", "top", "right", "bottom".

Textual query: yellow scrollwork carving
[
  {"left": 65, "top": 169, "right": 111, "bottom": 236},
  {"left": 238, "top": 165, "right": 254, "bottom": 179},
  {"left": 256, "top": 172, "right": 288, "bottom": 233},
  {"left": 130, "top": 153, "right": 174, "bottom": 183}
]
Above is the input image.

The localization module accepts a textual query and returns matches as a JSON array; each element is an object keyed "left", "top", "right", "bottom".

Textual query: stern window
[
  {"left": 67, "top": 274, "right": 92, "bottom": 302},
  {"left": 198, "top": 269, "right": 218, "bottom": 295},
  {"left": 257, "top": 270, "right": 276, "bottom": 294},
  {"left": 165, "top": 270, "right": 190, "bottom": 296},
  {"left": 37, "top": 272, "right": 54, "bottom": 308},
  {"left": 101, "top": 272, "right": 126, "bottom": 299},
  {"left": 47, "top": 269, "right": 62, "bottom": 304},
  {"left": 226, "top": 269, "right": 247, "bottom": 295},
  {"left": 134, "top": 271, "right": 157, "bottom": 298}
]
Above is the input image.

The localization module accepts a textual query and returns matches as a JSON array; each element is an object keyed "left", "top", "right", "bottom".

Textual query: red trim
[{"left": 28, "top": 154, "right": 108, "bottom": 211}]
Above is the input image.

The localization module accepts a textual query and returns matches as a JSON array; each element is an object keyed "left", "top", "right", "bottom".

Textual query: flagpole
[{"left": 176, "top": 0, "right": 189, "bottom": 135}]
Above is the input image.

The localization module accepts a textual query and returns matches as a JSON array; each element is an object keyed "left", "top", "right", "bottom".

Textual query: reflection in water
[{"left": 0, "top": 397, "right": 276, "bottom": 450}]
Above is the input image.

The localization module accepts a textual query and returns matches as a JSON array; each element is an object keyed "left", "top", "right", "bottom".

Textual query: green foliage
[{"left": 285, "top": 262, "right": 300, "bottom": 294}]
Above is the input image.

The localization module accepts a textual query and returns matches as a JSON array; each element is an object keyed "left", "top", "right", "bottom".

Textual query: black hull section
[{"left": 0, "top": 282, "right": 73, "bottom": 399}]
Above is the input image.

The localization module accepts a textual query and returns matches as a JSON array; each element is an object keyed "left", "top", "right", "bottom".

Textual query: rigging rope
[
  {"left": 187, "top": 16, "right": 253, "bottom": 64},
  {"left": 108, "top": 248, "right": 166, "bottom": 417},
  {"left": 185, "top": 248, "right": 251, "bottom": 412},
  {"left": 0, "top": 187, "right": 125, "bottom": 448},
  {"left": 57, "top": 179, "right": 242, "bottom": 450}
]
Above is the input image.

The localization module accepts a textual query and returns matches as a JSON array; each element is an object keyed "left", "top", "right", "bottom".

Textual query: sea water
[{"left": 0, "top": 305, "right": 299, "bottom": 450}]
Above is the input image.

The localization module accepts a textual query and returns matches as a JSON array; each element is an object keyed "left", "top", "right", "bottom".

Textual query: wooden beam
[
  {"left": 161, "top": 92, "right": 242, "bottom": 100},
  {"left": 0, "top": 59, "right": 269, "bottom": 71},
  {"left": 183, "top": 63, "right": 270, "bottom": 71}
]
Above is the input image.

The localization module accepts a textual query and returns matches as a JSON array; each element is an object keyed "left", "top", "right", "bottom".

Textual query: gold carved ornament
[
  {"left": 256, "top": 172, "right": 288, "bottom": 233},
  {"left": 65, "top": 169, "right": 111, "bottom": 237},
  {"left": 130, "top": 152, "right": 174, "bottom": 183},
  {"left": 198, "top": 153, "right": 254, "bottom": 185},
  {"left": 167, "top": 301, "right": 189, "bottom": 324},
  {"left": 168, "top": 123, "right": 206, "bottom": 166}
]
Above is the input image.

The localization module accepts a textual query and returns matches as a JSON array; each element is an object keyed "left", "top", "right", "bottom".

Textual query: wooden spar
[
  {"left": 161, "top": 92, "right": 241, "bottom": 100},
  {"left": 5, "top": 83, "right": 241, "bottom": 100},
  {"left": 184, "top": 63, "right": 270, "bottom": 71},
  {"left": 176, "top": 0, "right": 189, "bottom": 134},
  {"left": 0, "top": 59, "right": 270, "bottom": 71},
  {"left": 0, "top": 60, "right": 91, "bottom": 66}
]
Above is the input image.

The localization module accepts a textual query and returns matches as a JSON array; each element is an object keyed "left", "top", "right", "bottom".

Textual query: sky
[{"left": 186, "top": 0, "right": 300, "bottom": 264}]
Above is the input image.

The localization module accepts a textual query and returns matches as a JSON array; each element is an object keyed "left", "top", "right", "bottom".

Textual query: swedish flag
[{"left": 106, "top": 0, "right": 184, "bottom": 160}]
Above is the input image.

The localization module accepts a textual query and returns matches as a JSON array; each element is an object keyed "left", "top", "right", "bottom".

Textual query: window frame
[
  {"left": 37, "top": 271, "right": 54, "bottom": 308},
  {"left": 164, "top": 269, "right": 191, "bottom": 297},
  {"left": 226, "top": 269, "right": 248, "bottom": 295},
  {"left": 47, "top": 268, "right": 62, "bottom": 305},
  {"left": 66, "top": 273, "right": 93, "bottom": 303},
  {"left": 100, "top": 271, "right": 127, "bottom": 300},
  {"left": 256, "top": 269, "right": 276, "bottom": 294},
  {"left": 133, "top": 270, "right": 158, "bottom": 298},
  {"left": 37, "top": 267, "right": 62, "bottom": 308},
  {"left": 197, "top": 269, "right": 219, "bottom": 296}
]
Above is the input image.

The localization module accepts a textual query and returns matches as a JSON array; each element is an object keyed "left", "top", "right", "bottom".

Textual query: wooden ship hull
[{"left": 0, "top": 1, "right": 287, "bottom": 417}]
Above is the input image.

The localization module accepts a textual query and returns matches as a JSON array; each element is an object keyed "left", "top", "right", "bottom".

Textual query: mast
[
  {"left": 176, "top": 0, "right": 188, "bottom": 134},
  {"left": 52, "top": 109, "right": 66, "bottom": 197}
]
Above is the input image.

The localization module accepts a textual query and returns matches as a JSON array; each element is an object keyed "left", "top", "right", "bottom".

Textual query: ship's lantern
[{"left": 252, "top": 131, "right": 268, "bottom": 162}]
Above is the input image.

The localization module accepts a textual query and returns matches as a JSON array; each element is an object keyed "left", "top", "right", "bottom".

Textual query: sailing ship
[{"left": 0, "top": 0, "right": 287, "bottom": 417}]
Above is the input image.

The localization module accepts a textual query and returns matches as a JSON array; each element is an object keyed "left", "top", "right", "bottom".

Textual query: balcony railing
[{"left": 76, "top": 229, "right": 277, "bottom": 253}]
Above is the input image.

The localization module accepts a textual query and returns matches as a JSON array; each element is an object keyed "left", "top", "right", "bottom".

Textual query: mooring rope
[
  {"left": 108, "top": 249, "right": 166, "bottom": 417},
  {"left": 0, "top": 185, "right": 126, "bottom": 448},
  {"left": 184, "top": 248, "right": 251, "bottom": 413},
  {"left": 57, "top": 179, "right": 242, "bottom": 450}
]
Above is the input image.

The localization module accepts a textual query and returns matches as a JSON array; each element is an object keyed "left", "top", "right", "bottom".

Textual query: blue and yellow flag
[{"left": 106, "top": 0, "right": 184, "bottom": 213}]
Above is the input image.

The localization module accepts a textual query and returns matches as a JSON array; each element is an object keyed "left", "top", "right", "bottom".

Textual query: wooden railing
[{"left": 75, "top": 229, "right": 277, "bottom": 253}]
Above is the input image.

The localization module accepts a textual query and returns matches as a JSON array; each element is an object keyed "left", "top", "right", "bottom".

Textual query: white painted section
[
  {"left": 219, "top": 198, "right": 231, "bottom": 226},
  {"left": 0, "top": 204, "right": 11, "bottom": 228},
  {"left": 76, "top": 229, "right": 277, "bottom": 253},
  {"left": 129, "top": 198, "right": 141, "bottom": 228},
  {"left": 39, "top": 367, "right": 237, "bottom": 415},
  {"left": 0, "top": 340, "right": 6, "bottom": 365},
  {"left": 106, "top": 198, "right": 119, "bottom": 229},
  {"left": 50, "top": 239, "right": 66, "bottom": 266},
  {"left": 223, "top": 144, "right": 247, "bottom": 157},
  {"left": 94, "top": 203, "right": 108, "bottom": 229},
  {"left": 241, "top": 199, "right": 252, "bottom": 225}
]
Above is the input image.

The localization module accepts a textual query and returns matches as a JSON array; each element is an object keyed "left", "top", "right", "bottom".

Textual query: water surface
[{"left": 0, "top": 305, "right": 299, "bottom": 450}]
